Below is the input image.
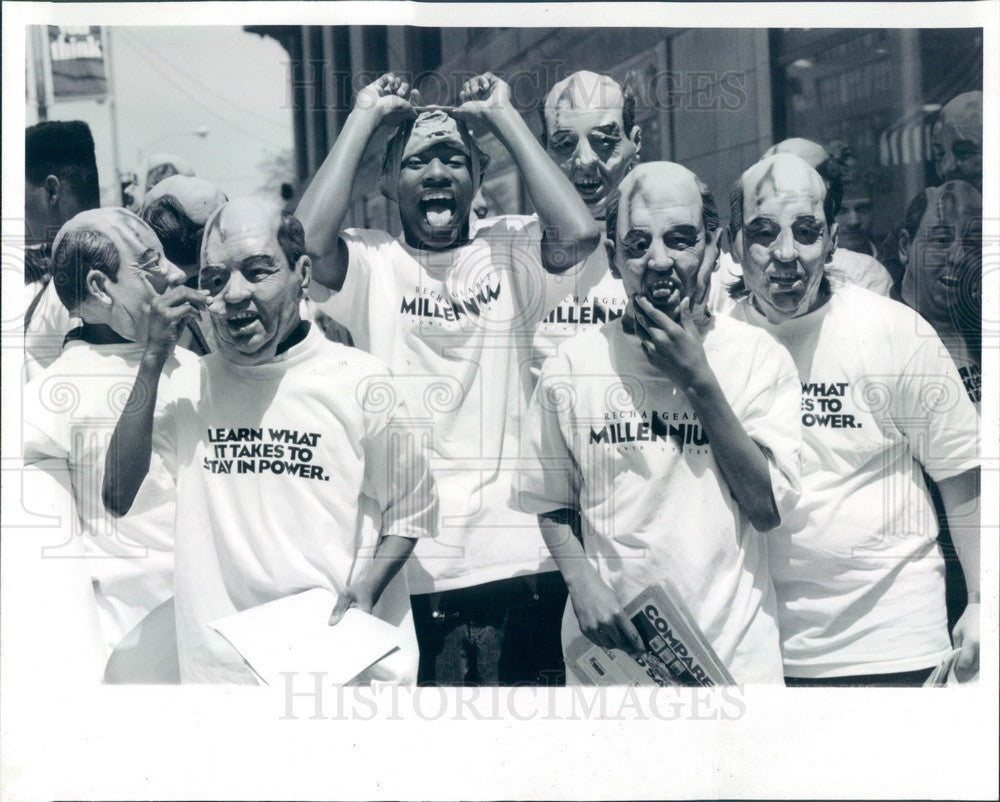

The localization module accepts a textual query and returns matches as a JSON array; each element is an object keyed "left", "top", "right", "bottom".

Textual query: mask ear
[
  {"left": 826, "top": 221, "right": 839, "bottom": 263},
  {"left": 630, "top": 125, "right": 642, "bottom": 159},
  {"left": 86, "top": 269, "right": 113, "bottom": 306},
  {"left": 897, "top": 229, "right": 911, "bottom": 266},
  {"left": 295, "top": 254, "right": 312, "bottom": 294},
  {"left": 604, "top": 239, "right": 620, "bottom": 279}
]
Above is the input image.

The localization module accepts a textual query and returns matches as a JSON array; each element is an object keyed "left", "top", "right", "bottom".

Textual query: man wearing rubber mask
[
  {"left": 728, "top": 153, "right": 981, "bottom": 686},
  {"left": 515, "top": 162, "right": 801, "bottom": 683},
  {"left": 898, "top": 180, "right": 982, "bottom": 405},
  {"left": 103, "top": 197, "right": 437, "bottom": 684},
  {"left": 297, "top": 72, "right": 599, "bottom": 686},
  {"left": 531, "top": 71, "right": 640, "bottom": 379},
  {"left": 707, "top": 137, "right": 894, "bottom": 314},
  {"left": 931, "top": 92, "right": 982, "bottom": 191}
]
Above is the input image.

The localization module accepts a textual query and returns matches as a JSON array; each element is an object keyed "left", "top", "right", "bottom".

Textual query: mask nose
[
  {"left": 646, "top": 238, "right": 675, "bottom": 272},
  {"left": 771, "top": 227, "right": 798, "bottom": 264},
  {"left": 574, "top": 138, "right": 599, "bottom": 171},
  {"left": 163, "top": 259, "right": 186, "bottom": 287},
  {"left": 223, "top": 270, "right": 252, "bottom": 304}
]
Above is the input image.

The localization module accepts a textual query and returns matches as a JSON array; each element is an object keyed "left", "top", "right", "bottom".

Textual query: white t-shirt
[
  {"left": 729, "top": 284, "right": 980, "bottom": 677},
  {"left": 512, "top": 314, "right": 803, "bottom": 683},
  {"left": 530, "top": 238, "right": 629, "bottom": 384},
  {"left": 153, "top": 325, "right": 437, "bottom": 683},
  {"left": 310, "top": 217, "right": 579, "bottom": 594},
  {"left": 707, "top": 248, "right": 895, "bottom": 315},
  {"left": 22, "top": 335, "right": 191, "bottom": 654},
  {"left": 24, "top": 280, "right": 79, "bottom": 382}
]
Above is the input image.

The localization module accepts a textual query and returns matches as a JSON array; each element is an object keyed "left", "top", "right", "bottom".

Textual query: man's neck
[
  {"left": 64, "top": 321, "right": 134, "bottom": 347},
  {"left": 275, "top": 319, "right": 310, "bottom": 355}
]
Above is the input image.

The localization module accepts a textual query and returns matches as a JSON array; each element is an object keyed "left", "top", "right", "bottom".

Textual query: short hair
[
  {"left": 605, "top": 174, "right": 719, "bottom": 245},
  {"left": 25, "top": 121, "right": 100, "bottom": 210},
  {"left": 901, "top": 190, "right": 931, "bottom": 241},
  {"left": 276, "top": 211, "right": 307, "bottom": 268},
  {"left": 539, "top": 78, "right": 637, "bottom": 148},
  {"left": 50, "top": 227, "right": 120, "bottom": 312},
  {"left": 141, "top": 194, "right": 204, "bottom": 268}
]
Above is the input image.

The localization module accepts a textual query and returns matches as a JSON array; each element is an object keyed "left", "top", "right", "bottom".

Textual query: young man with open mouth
[{"left": 297, "top": 71, "right": 600, "bottom": 685}]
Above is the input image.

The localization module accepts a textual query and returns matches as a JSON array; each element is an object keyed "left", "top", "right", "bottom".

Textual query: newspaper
[{"left": 566, "top": 579, "right": 735, "bottom": 686}]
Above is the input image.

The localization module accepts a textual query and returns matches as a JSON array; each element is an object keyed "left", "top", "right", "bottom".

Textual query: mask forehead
[
  {"left": 921, "top": 181, "right": 982, "bottom": 233},
  {"left": 143, "top": 175, "right": 227, "bottom": 224},
  {"left": 765, "top": 138, "right": 828, "bottom": 169},
  {"left": 622, "top": 164, "right": 702, "bottom": 228},
  {"left": 203, "top": 198, "right": 283, "bottom": 265},
  {"left": 741, "top": 154, "right": 826, "bottom": 222},
  {"left": 544, "top": 71, "right": 625, "bottom": 132},
  {"left": 938, "top": 91, "right": 983, "bottom": 144}
]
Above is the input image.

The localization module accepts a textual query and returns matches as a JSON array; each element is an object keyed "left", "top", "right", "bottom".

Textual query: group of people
[{"left": 21, "top": 69, "right": 981, "bottom": 687}]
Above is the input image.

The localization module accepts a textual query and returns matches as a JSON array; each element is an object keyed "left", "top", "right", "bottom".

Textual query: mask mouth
[
  {"left": 644, "top": 275, "right": 681, "bottom": 311},
  {"left": 574, "top": 178, "right": 604, "bottom": 201},
  {"left": 419, "top": 192, "right": 458, "bottom": 228},
  {"left": 225, "top": 309, "right": 262, "bottom": 338},
  {"left": 766, "top": 265, "right": 806, "bottom": 295}
]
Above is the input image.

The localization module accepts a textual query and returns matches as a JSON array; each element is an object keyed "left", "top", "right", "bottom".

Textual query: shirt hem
[
  {"left": 782, "top": 647, "right": 953, "bottom": 679},
  {"left": 407, "top": 557, "right": 558, "bottom": 595}
]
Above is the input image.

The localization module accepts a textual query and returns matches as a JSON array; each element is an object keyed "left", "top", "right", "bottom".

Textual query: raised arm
[
  {"left": 938, "top": 466, "right": 980, "bottom": 680},
  {"left": 102, "top": 286, "right": 206, "bottom": 517},
  {"left": 634, "top": 296, "right": 781, "bottom": 532},
  {"left": 296, "top": 73, "right": 418, "bottom": 292},
  {"left": 454, "top": 73, "right": 600, "bottom": 273}
]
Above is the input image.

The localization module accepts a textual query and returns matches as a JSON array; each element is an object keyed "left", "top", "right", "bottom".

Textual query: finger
[
  {"left": 408, "top": 87, "right": 421, "bottom": 106},
  {"left": 617, "top": 614, "right": 645, "bottom": 657},
  {"left": 956, "top": 640, "right": 978, "bottom": 671},
  {"left": 397, "top": 81, "right": 410, "bottom": 98},
  {"left": 328, "top": 594, "right": 354, "bottom": 626},
  {"left": 635, "top": 295, "right": 681, "bottom": 335}
]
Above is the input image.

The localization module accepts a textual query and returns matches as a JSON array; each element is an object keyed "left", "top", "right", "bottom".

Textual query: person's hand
[
  {"left": 568, "top": 572, "right": 644, "bottom": 657},
  {"left": 354, "top": 72, "right": 420, "bottom": 127},
  {"left": 145, "top": 286, "right": 209, "bottom": 362},
  {"left": 633, "top": 295, "right": 712, "bottom": 390},
  {"left": 952, "top": 601, "right": 980, "bottom": 681},
  {"left": 328, "top": 581, "right": 377, "bottom": 626},
  {"left": 453, "top": 72, "right": 513, "bottom": 130},
  {"left": 690, "top": 228, "right": 724, "bottom": 311}
]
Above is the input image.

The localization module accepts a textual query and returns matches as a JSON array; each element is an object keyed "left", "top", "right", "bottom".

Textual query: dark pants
[
  {"left": 412, "top": 572, "right": 568, "bottom": 686},
  {"left": 785, "top": 668, "right": 935, "bottom": 687}
]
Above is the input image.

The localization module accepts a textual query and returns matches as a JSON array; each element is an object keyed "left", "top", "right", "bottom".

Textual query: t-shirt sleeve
[
  {"left": 892, "top": 314, "right": 979, "bottom": 483},
  {"left": 359, "top": 372, "right": 438, "bottom": 540},
  {"left": 22, "top": 375, "right": 69, "bottom": 463},
  {"left": 857, "top": 254, "right": 895, "bottom": 297},
  {"left": 737, "top": 332, "right": 803, "bottom": 523},
  {"left": 308, "top": 228, "right": 389, "bottom": 343},
  {"left": 150, "top": 361, "right": 192, "bottom": 480},
  {"left": 509, "top": 353, "right": 582, "bottom": 514},
  {"left": 483, "top": 215, "right": 579, "bottom": 325}
]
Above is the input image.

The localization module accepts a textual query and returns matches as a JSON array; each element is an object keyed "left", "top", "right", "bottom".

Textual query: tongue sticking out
[{"left": 426, "top": 208, "right": 454, "bottom": 227}]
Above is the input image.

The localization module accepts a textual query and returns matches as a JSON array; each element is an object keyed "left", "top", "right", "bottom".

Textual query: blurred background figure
[
  {"left": 898, "top": 180, "right": 982, "bottom": 405},
  {"left": 144, "top": 152, "right": 196, "bottom": 192},
  {"left": 140, "top": 174, "right": 229, "bottom": 355},
  {"left": 141, "top": 174, "right": 226, "bottom": 284},
  {"left": 931, "top": 91, "right": 982, "bottom": 191},
  {"left": 24, "top": 120, "right": 101, "bottom": 380},
  {"left": 836, "top": 193, "right": 878, "bottom": 258}
]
